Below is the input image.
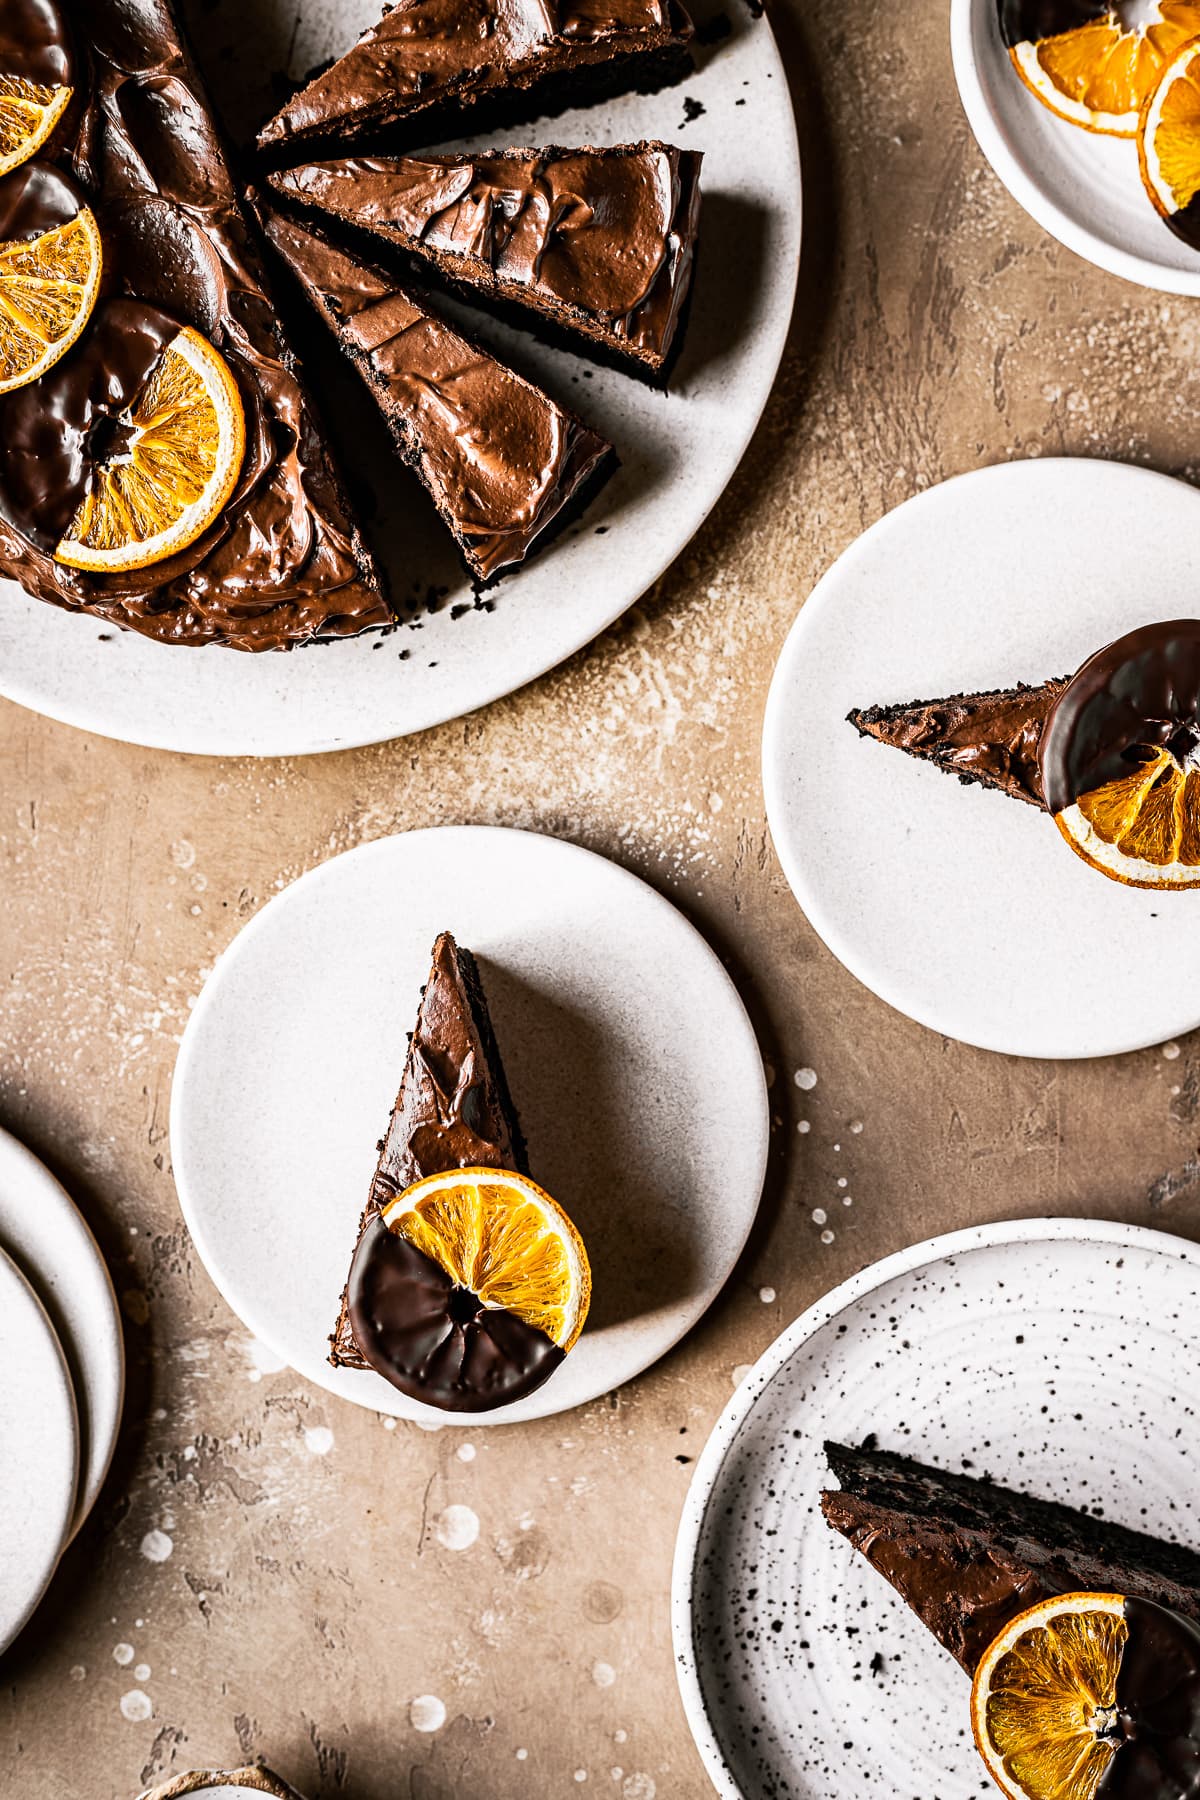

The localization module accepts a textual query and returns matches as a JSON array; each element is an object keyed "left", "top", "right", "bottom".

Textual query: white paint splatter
[
  {"left": 731, "top": 1363, "right": 753, "bottom": 1387},
  {"left": 623, "top": 1777, "right": 656, "bottom": 1800},
  {"left": 574, "top": 1771, "right": 588, "bottom": 1783},
  {"left": 134, "top": 1664, "right": 151, "bottom": 1682},
  {"left": 836, "top": 1177, "right": 848, "bottom": 1189},
  {"left": 140, "top": 1531, "right": 173, "bottom": 1563},
  {"left": 850, "top": 1119, "right": 864, "bottom": 1134},
  {"left": 1163, "top": 1041, "right": 1182, "bottom": 1060},
  {"left": 456, "top": 1443, "right": 476, "bottom": 1463},
  {"left": 304, "top": 1426, "right": 334, "bottom": 1456},
  {"left": 797, "top": 1120, "right": 810, "bottom": 1134},
  {"left": 821, "top": 1230, "right": 835, "bottom": 1245},
  {"left": 811, "top": 1208, "right": 826, "bottom": 1226},
  {"left": 239, "top": 1335, "right": 286, "bottom": 1383},
  {"left": 120, "top": 1690, "right": 152, "bottom": 1722},
  {"left": 410, "top": 1695, "right": 446, "bottom": 1733},
  {"left": 758, "top": 1287, "right": 776, "bottom": 1305},
  {"left": 382, "top": 1417, "right": 397, "bottom": 1431},
  {"left": 169, "top": 839, "right": 196, "bottom": 870},
  {"left": 614, "top": 1731, "right": 628, "bottom": 1745},
  {"left": 515, "top": 1748, "right": 529, "bottom": 1762},
  {"left": 843, "top": 1195, "right": 854, "bottom": 1207},
  {"left": 794, "top": 1068, "right": 817, "bottom": 1091},
  {"left": 435, "top": 1504, "right": 479, "bottom": 1551},
  {"left": 592, "top": 1661, "right": 616, "bottom": 1688},
  {"left": 113, "top": 1643, "right": 134, "bottom": 1666},
  {"left": 69, "top": 1665, "right": 86, "bottom": 1682}
]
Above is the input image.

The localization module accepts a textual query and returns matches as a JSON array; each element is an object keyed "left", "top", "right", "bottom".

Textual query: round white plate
[
  {"left": 0, "top": 1244, "right": 78, "bottom": 1655},
  {"left": 0, "top": 1126, "right": 123, "bottom": 1537},
  {"left": 952, "top": 0, "right": 1200, "bottom": 294},
  {"left": 0, "top": 0, "right": 800, "bottom": 757},
  {"left": 673, "top": 1216, "right": 1200, "bottom": 1800},
  {"left": 762, "top": 458, "right": 1200, "bottom": 1058},
  {"left": 170, "top": 826, "right": 770, "bottom": 1423}
]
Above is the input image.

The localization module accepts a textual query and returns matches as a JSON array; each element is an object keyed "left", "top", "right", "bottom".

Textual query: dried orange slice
[
  {"left": 1139, "top": 35, "right": 1200, "bottom": 242},
  {"left": 971, "top": 1593, "right": 1128, "bottom": 1800},
  {"left": 380, "top": 1167, "right": 591, "bottom": 1351},
  {"left": 0, "top": 198, "right": 100, "bottom": 395},
  {"left": 1054, "top": 743, "right": 1200, "bottom": 887},
  {"left": 55, "top": 326, "right": 246, "bottom": 573},
  {"left": 0, "top": 73, "right": 72, "bottom": 179},
  {"left": 1010, "top": 2, "right": 1200, "bottom": 137}
]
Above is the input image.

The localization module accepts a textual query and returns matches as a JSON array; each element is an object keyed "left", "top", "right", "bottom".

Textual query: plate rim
[
  {"left": 760, "top": 456, "right": 1200, "bottom": 1060},
  {"left": 950, "top": 0, "right": 1200, "bottom": 297},
  {"left": 0, "top": 13, "right": 802, "bottom": 759},
  {"left": 671, "top": 1213, "right": 1200, "bottom": 1800},
  {"left": 169, "top": 822, "right": 771, "bottom": 1423}
]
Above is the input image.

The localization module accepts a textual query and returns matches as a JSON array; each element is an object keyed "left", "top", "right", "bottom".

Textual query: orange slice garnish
[
  {"left": 1011, "top": 2, "right": 1200, "bottom": 137},
  {"left": 1139, "top": 34, "right": 1200, "bottom": 241},
  {"left": 1054, "top": 743, "right": 1200, "bottom": 887},
  {"left": 0, "top": 73, "right": 71, "bottom": 180},
  {"left": 0, "top": 200, "right": 101, "bottom": 395}
]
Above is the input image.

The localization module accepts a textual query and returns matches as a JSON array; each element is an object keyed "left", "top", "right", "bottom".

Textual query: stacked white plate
[{"left": 0, "top": 1124, "right": 124, "bottom": 1655}]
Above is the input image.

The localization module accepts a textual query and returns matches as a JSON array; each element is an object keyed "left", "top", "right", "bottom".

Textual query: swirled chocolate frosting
[
  {"left": 0, "top": 0, "right": 73, "bottom": 90},
  {"left": 0, "top": 0, "right": 388, "bottom": 650},
  {"left": 257, "top": 201, "right": 613, "bottom": 582},
  {"left": 257, "top": 0, "right": 694, "bottom": 154},
  {"left": 849, "top": 678, "right": 1068, "bottom": 807},
  {"left": 1039, "top": 621, "right": 1200, "bottom": 815}
]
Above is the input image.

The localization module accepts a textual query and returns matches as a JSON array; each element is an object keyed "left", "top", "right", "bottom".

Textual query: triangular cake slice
[
  {"left": 822, "top": 1440, "right": 1200, "bottom": 1674},
  {"left": 848, "top": 678, "right": 1069, "bottom": 807},
  {"left": 330, "top": 932, "right": 529, "bottom": 1369},
  {"left": 257, "top": 0, "right": 694, "bottom": 155},
  {"left": 269, "top": 144, "right": 703, "bottom": 374},
  {"left": 255, "top": 202, "right": 613, "bottom": 582}
]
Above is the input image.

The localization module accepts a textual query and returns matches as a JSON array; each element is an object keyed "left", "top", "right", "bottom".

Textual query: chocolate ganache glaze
[
  {"left": 1096, "top": 1599, "right": 1200, "bottom": 1800},
  {"left": 270, "top": 142, "right": 702, "bottom": 369},
  {"left": 0, "top": 0, "right": 73, "bottom": 91},
  {"left": 1039, "top": 621, "right": 1200, "bottom": 816},
  {"left": 997, "top": 0, "right": 1111, "bottom": 51},
  {"left": 849, "top": 678, "right": 1068, "bottom": 807},
  {"left": 0, "top": 0, "right": 387, "bottom": 650}
]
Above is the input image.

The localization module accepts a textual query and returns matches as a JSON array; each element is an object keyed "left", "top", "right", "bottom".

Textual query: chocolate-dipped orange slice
[
  {"left": 1000, "top": 0, "right": 1200, "bottom": 138},
  {"left": 1040, "top": 620, "right": 1200, "bottom": 888},
  {"left": 1139, "top": 37, "right": 1200, "bottom": 247},
  {"left": 0, "top": 0, "right": 74, "bottom": 180}
]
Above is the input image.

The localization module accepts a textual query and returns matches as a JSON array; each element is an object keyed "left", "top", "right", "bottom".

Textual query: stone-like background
[{"left": 4, "top": 2, "right": 1200, "bottom": 1796}]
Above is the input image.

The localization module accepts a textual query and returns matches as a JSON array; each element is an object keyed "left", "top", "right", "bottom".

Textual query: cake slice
[
  {"left": 822, "top": 1440, "right": 1200, "bottom": 1674},
  {"left": 255, "top": 201, "right": 614, "bottom": 583},
  {"left": 848, "top": 679, "right": 1068, "bottom": 807},
  {"left": 0, "top": 0, "right": 388, "bottom": 651},
  {"left": 257, "top": 0, "right": 694, "bottom": 156},
  {"left": 268, "top": 144, "right": 703, "bottom": 374}
]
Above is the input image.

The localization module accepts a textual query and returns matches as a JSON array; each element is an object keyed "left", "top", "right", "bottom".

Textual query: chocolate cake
[
  {"left": 268, "top": 144, "right": 703, "bottom": 375},
  {"left": 0, "top": 0, "right": 388, "bottom": 650},
  {"left": 848, "top": 679, "right": 1068, "bottom": 807},
  {"left": 822, "top": 1441, "right": 1200, "bottom": 1674},
  {"left": 257, "top": 0, "right": 694, "bottom": 156},
  {"left": 332, "top": 933, "right": 577, "bottom": 1413},
  {"left": 255, "top": 200, "right": 614, "bottom": 583}
]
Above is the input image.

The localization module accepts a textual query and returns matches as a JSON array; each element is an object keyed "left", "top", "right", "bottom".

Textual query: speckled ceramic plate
[
  {"left": 0, "top": 0, "right": 799, "bottom": 757},
  {"left": 170, "top": 826, "right": 769, "bottom": 1423},
  {"left": 762, "top": 458, "right": 1200, "bottom": 1058},
  {"left": 673, "top": 1217, "right": 1200, "bottom": 1800},
  {"left": 952, "top": 0, "right": 1200, "bottom": 294},
  {"left": 0, "top": 1125, "right": 123, "bottom": 1538}
]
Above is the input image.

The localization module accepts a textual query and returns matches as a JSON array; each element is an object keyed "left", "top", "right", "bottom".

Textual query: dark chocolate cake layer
[
  {"left": 330, "top": 932, "right": 529, "bottom": 1369},
  {"left": 849, "top": 678, "right": 1068, "bottom": 807},
  {"left": 0, "top": 0, "right": 388, "bottom": 650},
  {"left": 269, "top": 143, "right": 702, "bottom": 373},
  {"left": 256, "top": 202, "right": 613, "bottom": 583},
  {"left": 822, "top": 1441, "right": 1200, "bottom": 1674},
  {"left": 257, "top": 0, "right": 694, "bottom": 155}
]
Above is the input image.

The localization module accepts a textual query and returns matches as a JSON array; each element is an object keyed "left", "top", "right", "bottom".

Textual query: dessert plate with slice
[
  {"left": 952, "top": 0, "right": 1200, "bottom": 293},
  {"left": 170, "top": 825, "right": 769, "bottom": 1423},
  {"left": 673, "top": 1216, "right": 1200, "bottom": 1800},
  {"left": 762, "top": 457, "right": 1200, "bottom": 1058}
]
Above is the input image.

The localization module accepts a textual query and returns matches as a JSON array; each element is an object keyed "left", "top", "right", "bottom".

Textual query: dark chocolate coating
[
  {"left": 1096, "top": 1598, "right": 1200, "bottom": 1799},
  {"left": 0, "top": 160, "right": 84, "bottom": 241},
  {"left": 997, "top": 0, "right": 1111, "bottom": 51},
  {"left": 347, "top": 1214, "right": 564, "bottom": 1412},
  {"left": 0, "top": 0, "right": 73, "bottom": 88},
  {"left": 1039, "top": 621, "right": 1200, "bottom": 814}
]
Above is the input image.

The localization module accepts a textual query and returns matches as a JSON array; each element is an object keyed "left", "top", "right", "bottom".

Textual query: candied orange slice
[
  {"left": 0, "top": 202, "right": 101, "bottom": 394},
  {"left": 380, "top": 1167, "right": 591, "bottom": 1350},
  {"left": 1011, "top": 2, "right": 1200, "bottom": 137},
  {"left": 971, "top": 1593, "right": 1128, "bottom": 1800},
  {"left": 1139, "top": 36, "right": 1200, "bottom": 241},
  {"left": 55, "top": 326, "right": 246, "bottom": 574},
  {"left": 1054, "top": 744, "right": 1200, "bottom": 887},
  {"left": 0, "top": 73, "right": 71, "bottom": 179}
]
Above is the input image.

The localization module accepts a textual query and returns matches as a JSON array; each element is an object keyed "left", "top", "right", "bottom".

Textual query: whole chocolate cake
[
  {"left": 0, "top": 0, "right": 389, "bottom": 650},
  {"left": 255, "top": 200, "right": 614, "bottom": 583},
  {"left": 269, "top": 143, "right": 703, "bottom": 374}
]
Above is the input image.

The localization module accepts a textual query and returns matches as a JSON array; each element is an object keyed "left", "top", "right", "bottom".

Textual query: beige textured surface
[{"left": 4, "top": 3, "right": 1200, "bottom": 1796}]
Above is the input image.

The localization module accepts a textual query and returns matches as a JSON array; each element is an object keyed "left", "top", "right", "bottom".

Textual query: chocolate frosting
[
  {"left": 0, "top": 159, "right": 84, "bottom": 241},
  {"left": 0, "top": 0, "right": 388, "bottom": 650},
  {"left": 258, "top": 0, "right": 693, "bottom": 151},
  {"left": 270, "top": 142, "right": 701, "bottom": 363},
  {"left": 259, "top": 203, "right": 612, "bottom": 581},
  {"left": 997, "top": 0, "right": 1111, "bottom": 50},
  {"left": 1039, "top": 621, "right": 1200, "bottom": 814},
  {"left": 346, "top": 1215, "right": 564, "bottom": 1412},
  {"left": 1096, "top": 1599, "right": 1200, "bottom": 1799},
  {"left": 0, "top": 0, "right": 73, "bottom": 89},
  {"left": 850, "top": 679, "right": 1068, "bottom": 808}
]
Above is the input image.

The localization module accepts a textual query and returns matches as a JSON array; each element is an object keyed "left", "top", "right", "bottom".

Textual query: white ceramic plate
[
  {"left": 762, "top": 457, "right": 1200, "bottom": 1058},
  {"left": 0, "top": 0, "right": 800, "bottom": 757},
  {"left": 0, "top": 1126, "right": 124, "bottom": 1538},
  {"left": 673, "top": 1216, "right": 1200, "bottom": 1800},
  {"left": 170, "top": 826, "right": 769, "bottom": 1423},
  {"left": 0, "top": 1244, "right": 79, "bottom": 1655},
  {"left": 952, "top": 0, "right": 1200, "bottom": 294}
]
